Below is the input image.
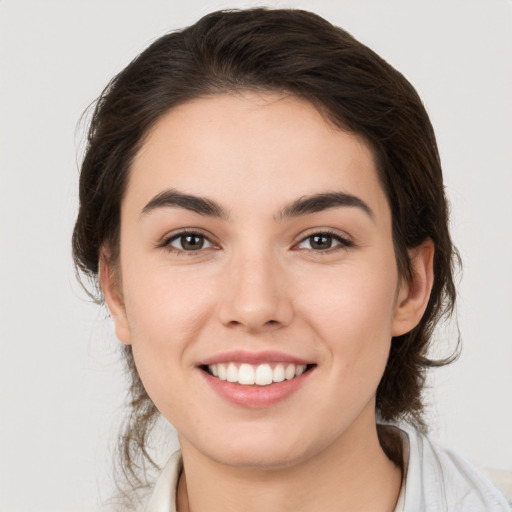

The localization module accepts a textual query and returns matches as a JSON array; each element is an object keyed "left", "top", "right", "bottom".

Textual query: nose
[{"left": 217, "top": 251, "right": 294, "bottom": 333}]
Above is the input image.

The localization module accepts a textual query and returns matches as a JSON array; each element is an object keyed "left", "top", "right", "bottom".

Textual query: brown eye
[
  {"left": 168, "top": 233, "right": 212, "bottom": 251},
  {"left": 309, "top": 234, "right": 334, "bottom": 250},
  {"left": 297, "top": 232, "right": 351, "bottom": 251}
]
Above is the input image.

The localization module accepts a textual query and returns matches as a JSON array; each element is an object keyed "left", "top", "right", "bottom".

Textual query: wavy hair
[{"left": 72, "top": 8, "right": 459, "bottom": 505}]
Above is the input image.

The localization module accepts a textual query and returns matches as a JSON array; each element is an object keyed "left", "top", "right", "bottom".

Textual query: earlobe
[
  {"left": 392, "top": 239, "right": 435, "bottom": 337},
  {"left": 99, "top": 252, "right": 132, "bottom": 345}
]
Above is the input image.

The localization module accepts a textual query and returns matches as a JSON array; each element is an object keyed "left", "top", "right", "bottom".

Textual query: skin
[{"left": 101, "top": 92, "right": 434, "bottom": 512}]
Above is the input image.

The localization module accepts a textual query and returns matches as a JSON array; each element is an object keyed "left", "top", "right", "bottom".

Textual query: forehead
[{"left": 126, "top": 92, "right": 389, "bottom": 222}]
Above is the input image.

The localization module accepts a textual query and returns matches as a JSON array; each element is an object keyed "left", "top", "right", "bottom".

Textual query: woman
[{"left": 72, "top": 8, "right": 510, "bottom": 512}]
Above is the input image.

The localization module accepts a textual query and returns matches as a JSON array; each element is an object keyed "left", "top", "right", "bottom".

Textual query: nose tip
[
  {"left": 224, "top": 310, "right": 286, "bottom": 333},
  {"left": 218, "top": 258, "right": 293, "bottom": 332}
]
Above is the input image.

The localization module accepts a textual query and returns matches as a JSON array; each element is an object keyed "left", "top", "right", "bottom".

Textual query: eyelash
[
  {"left": 159, "top": 229, "right": 353, "bottom": 255},
  {"left": 160, "top": 229, "right": 217, "bottom": 255},
  {"left": 293, "top": 229, "right": 353, "bottom": 253}
]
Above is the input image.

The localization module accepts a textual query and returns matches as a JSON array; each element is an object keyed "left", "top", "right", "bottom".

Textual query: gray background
[{"left": 1, "top": 0, "right": 511, "bottom": 510}]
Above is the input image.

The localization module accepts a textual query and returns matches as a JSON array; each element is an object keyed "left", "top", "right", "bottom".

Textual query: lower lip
[{"left": 200, "top": 369, "right": 313, "bottom": 408}]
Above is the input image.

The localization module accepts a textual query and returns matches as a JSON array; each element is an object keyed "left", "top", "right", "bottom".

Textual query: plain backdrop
[{"left": 1, "top": 0, "right": 511, "bottom": 510}]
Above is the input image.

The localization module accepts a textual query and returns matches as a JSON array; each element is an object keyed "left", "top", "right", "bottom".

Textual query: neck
[{"left": 176, "top": 410, "right": 402, "bottom": 512}]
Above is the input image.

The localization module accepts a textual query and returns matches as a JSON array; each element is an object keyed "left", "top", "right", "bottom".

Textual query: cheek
[
  {"left": 299, "top": 257, "right": 398, "bottom": 325},
  {"left": 123, "top": 256, "right": 214, "bottom": 338},
  {"left": 120, "top": 262, "right": 216, "bottom": 398},
  {"left": 296, "top": 260, "right": 399, "bottom": 371}
]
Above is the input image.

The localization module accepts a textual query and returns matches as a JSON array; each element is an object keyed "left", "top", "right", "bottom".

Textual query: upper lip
[{"left": 198, "top": 350, "right": 313, "bottom": 367}]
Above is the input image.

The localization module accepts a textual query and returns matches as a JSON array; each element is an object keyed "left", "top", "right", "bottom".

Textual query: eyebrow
[
  {"left": 141, "top": 189, "right": 374, "bottom": 222},
  {"left": 141, "top": 189, "right": 228, "bottom": 219},
  {"left": 277, "top": 192, "right": 375, "bottom": 222}
]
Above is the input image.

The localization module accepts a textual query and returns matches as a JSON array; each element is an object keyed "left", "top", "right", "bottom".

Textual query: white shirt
[{"left": 144, "top": 423, "right": 511, "bottom": 512}]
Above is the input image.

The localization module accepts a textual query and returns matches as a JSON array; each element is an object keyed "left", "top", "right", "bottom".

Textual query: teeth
[
  {"left": 207, "top": 362, "right": 308, "bottom": 386},
  {"left": 295, "top": 365, "right": 306, "bottom": 377},
  {"left": 255, "top": 364, "right": 273, "bottom": 386},
  {"left": 285, "top": 364, "right": 296, "bottom": 380},
  {"left": 272, "top": 364, "right": 285, "bottom": 383},
  {"left": 226, "top": 363, "right": 238, "bottom": 383},
  {"left": 238, "top": 364, "right": 255, "bottom": 385},
  {"left": 217, "top": 363, "right": 227, "bottom": 381}
]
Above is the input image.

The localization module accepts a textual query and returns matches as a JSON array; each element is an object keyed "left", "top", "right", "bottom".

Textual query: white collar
[{"left": 143, "top": 423, "right": 510, "bottom": 512}]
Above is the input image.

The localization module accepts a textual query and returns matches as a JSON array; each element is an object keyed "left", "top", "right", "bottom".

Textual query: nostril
[{"left": 226, "top": 318, "right": 281, "bottom": 330}]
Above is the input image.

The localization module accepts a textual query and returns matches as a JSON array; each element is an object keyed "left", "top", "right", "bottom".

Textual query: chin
[
  {"left": 211, "top": 445, "right": 312, "bottom": 471},
  {"left": 185, "top": 424, "right": 330, "bottom": 471}
]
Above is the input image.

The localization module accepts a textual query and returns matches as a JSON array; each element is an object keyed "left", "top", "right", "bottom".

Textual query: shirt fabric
[{"left": 144, "top": 423, "right": 511, "bottom": 512}]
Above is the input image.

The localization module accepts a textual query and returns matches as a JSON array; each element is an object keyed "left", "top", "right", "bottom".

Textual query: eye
[
  {"left": 167, "top": 232, "right": 214, "bottom": 252},
  {"left": 296, "top": 232, "right": 351, "bottom": 251}
]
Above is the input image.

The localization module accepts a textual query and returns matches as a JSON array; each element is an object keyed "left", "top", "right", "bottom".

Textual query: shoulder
[{"left": 392, "top": 423, "right": 511, "bottom": 512}]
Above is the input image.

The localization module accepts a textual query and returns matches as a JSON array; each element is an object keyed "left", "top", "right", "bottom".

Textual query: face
[{"left": 103, "top": 93, "right": 430, "bottom": 470}]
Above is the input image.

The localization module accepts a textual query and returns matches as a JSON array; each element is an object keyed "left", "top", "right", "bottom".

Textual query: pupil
[
  {"left": 311, "top": 234, "right": 331, "bottom": 250},
  {"left": 182, "top": 235, "right": 203, "bottom": 250}
]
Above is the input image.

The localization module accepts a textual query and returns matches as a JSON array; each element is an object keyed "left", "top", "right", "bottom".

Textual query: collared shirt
[{"left": 144, "top": 423, "right": 511, "bottom": 512}]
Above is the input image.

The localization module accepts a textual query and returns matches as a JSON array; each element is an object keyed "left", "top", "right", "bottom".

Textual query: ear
[
  {"left": 99, "top": 252, "right": 132, "bottom": 345},
  {"left": 392, "top": 239, "right": 435, "bottom": 337}
]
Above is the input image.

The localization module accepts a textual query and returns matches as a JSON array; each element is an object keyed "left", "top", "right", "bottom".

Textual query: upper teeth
[{"left": 208, "top": 363, "right": 307, "bottom": 386}]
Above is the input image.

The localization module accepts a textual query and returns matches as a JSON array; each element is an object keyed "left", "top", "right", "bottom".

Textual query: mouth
[
  {"left": 200, "top": 362, "right": 316, "bottom": 386},
  {"left": 198, "top": 352, "right": 316, "bottom": 407}
]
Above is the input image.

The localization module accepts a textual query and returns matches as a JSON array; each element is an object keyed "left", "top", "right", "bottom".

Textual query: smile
[
  {"left": 198, "top": 351, "right": 316, "bottom": 407},
  {"left": 206, "top": 362, "right": 309, "bottom": 386}
]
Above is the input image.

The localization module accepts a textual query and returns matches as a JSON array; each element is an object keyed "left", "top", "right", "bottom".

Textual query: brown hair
[{"left": 72, "top": 7, "right": 459, "bottom": 501}]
